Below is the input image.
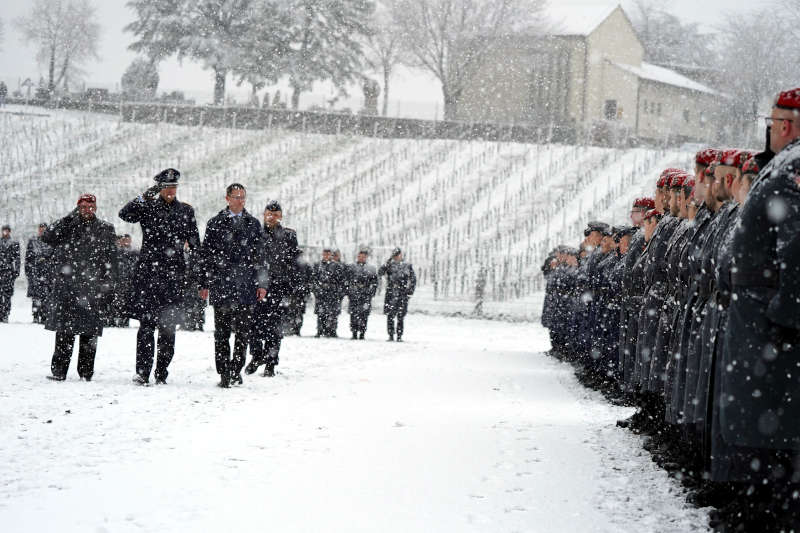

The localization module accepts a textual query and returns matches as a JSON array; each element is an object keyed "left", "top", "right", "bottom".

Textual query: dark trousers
[
  {"left": 251, "top": 297, "right": 283, "bottom": 367},
  {"left": 350, "top": 302, "right": 371, "bottom": 335},
  {"left": 387, "top": 312, "right": 405, "bottom": 338},
  {"left": 316, "top": 311, "right": 339, "bottom": 337},
  {"left": 32, "top": 298, "right": 45, "bottom": 323},
  {"left": 0, "top": 280, "right": 13, "bottom": 321},
  {"left": 51, "top": 331, "right": 98, "bottom": 378},
  {"left": 283, "top": 296, "right": 306, "bottom": 335},
  {"left": 214, "top": 304, "right": 253, "bottom": 376},
  {"left": 136, "top": 315, "right": 177, "bottom": 381}
]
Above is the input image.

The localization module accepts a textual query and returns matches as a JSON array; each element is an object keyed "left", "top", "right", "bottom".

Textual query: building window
[
  {"left": 657, "top": 103, "right": 662, "bottom": 116},
  {"left": 604, "top": 100, "right": 618, "bottom": 120},
  {"left": 683, "top": 110, "right": 690, "bottom": 123}
]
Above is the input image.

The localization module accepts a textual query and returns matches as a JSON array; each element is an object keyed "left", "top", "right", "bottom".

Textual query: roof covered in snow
[
  {"left": 546, "top": 3, "right": 620, "bottom": 36},
  {"left": 612, "top": 61, "right": 718, "bottom": 95}
]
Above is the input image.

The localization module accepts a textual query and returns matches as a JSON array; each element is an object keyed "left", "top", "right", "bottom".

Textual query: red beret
[
  {"left": 741, "top": 157, "right": 760, "bottom": 175},
  {"left": 695, "top": 148, "right": 720, "bottom": 167},
  {"left": 657, "top": 168, "right": 683, "bottom": 188},
  {"left": 77, "top": 194, "right": 96, "bottom": 205},
  {"left": 775, "top": 88, "right": 800, "bottom": 110},
  {"left": 718, "top": 149, "right": 753, "bottom": 169},
  {"left": 669, "top": 171, "right": 689, "bottom": 188},
  {"left": 633, "top": 197, "right": 655, "bottom": 210}
]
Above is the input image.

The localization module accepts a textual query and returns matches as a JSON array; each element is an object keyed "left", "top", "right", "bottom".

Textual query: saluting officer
[
  {"left": 378, "top": 247, "right": 416, "bottom": 342},
  {"left": 119, "top": 168, "right": 202, "bottom": 385}
]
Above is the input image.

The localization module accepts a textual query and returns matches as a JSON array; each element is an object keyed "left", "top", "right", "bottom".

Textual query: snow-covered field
[{"left": 0, "top": 293, "right": 709, "bottom": 532}]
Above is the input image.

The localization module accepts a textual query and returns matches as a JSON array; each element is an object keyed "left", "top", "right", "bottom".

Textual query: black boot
[
  {"left": 263, "top": 361, "right": 275, "bottom": 377},
  {"left": 217, "top": 373, "right": 230, "bottom": 388},
  {"left": 244, "top": 360, "right": 259, "bottom": 375}
]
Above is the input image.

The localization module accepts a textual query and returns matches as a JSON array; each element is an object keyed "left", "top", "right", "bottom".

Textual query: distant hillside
[{"left": 0, "top": 106, "right": 691, "bottom": 319}]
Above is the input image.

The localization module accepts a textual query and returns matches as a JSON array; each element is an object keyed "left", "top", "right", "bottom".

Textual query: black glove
[{"left": 143, "top": 184, "right": 161, "bottom": 201}]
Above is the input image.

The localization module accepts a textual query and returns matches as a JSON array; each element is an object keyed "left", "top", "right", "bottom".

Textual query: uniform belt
[{"left": 731, "top": 269, "right": 779, "bottom": 288}]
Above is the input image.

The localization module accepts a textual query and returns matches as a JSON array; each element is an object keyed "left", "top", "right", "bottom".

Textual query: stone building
[{"left": 455, "top": 4, "right": 720, "bottom": 143}]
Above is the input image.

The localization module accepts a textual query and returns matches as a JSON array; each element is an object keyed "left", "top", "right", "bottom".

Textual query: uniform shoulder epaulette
[{"left": 284, "top": 227, "right": 297, "bottom": 233}]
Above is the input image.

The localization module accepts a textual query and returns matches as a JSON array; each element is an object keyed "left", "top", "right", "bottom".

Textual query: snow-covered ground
[{"left": 0, "top": 293, "right": 710, "bottom": 532}]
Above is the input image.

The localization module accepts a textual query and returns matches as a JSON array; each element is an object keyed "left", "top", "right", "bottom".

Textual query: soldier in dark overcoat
[
  {"left": 118, "top": 168, "right": 202, "bottom": 385},
  {"left": 718, "top": 90, "right": 800, "bottom": 496},
  {"left": 378, "top": 248, "right": 416, "bottom": 342},
  {"left": 25, "top": 223, "right": 53, "bottom": 324},
  {"left": 246, "top": 201, "right": 299, "bottom": 377},
  {"left": 618, "top": 197, "right": 653, "bottom": 388},
  {"left": 0, "top": 224, "right": 20, "bottom": 322},
  {"left": 110, "top": 234, "right": 139, "bottom": 327},
  {"left": 282, "top": 252, "right": 312, "bottom": 336},
  {"left": 43, "top": 194, "right": 117, "bottom": 381},
  {"left": 312, "top": 248, "right": 346, "bottom": 337},
  {"left": 346, "top": 248, "right": 378, "bottom": 340}
]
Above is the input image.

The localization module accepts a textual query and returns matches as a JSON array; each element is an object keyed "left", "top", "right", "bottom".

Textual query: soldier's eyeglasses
[{"left": 763, "top": 116, "right": 794, "bottom": 126}]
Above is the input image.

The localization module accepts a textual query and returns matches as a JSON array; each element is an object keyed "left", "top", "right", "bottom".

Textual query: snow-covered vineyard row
[{"left": 1, "top": 106, "right": 691, "bottom": 317}]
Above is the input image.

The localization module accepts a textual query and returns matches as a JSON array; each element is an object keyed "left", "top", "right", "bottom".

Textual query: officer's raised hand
[{"left": 143, "top": 184, "right": 161, "bottom": 202}]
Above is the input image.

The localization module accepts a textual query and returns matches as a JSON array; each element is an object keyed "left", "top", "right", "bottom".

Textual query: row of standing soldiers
[
  {"left": 542, "top": 87, "right": 800, "bottom": 533},
  {"left": 310, "top": 246, "right": 416, "bottom": 341}
]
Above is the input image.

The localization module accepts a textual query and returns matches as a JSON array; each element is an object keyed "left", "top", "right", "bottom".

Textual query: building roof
[
  {"left": 612, "top": 61, "right": 718, "bottom": 95},
  {"left": 547, "top": 3, "right": 619, "bottom": 36}
]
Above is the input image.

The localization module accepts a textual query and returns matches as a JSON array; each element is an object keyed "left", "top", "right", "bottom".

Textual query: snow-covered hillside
[{"left": 0, "top": 105, "right": 692, "bottom": 318}]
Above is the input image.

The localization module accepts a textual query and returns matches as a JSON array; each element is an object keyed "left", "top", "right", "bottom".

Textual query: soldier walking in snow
[
  {"left": 25, "top": 223, "right": 53, "bottom": 324},
  {"left": 200, "top": 184, "right": 267, "bottom": 388},
  {"left": 0, "top": 224, "right": 20, "bottom": 322},
  {"left": 346, "top": 248, "right": 378, "bottom": 340},
  {"left": 119, "top": 168, "right": 202, "bottom": 385},
  {"left": 378, "top": 248, "right": 416, "bottom": 342},
  {"left": 245, "top": 200, "right": 299, "bottom": 377},
  {"left": 43, "top": 194, "right": 117, "bottom": 381}
]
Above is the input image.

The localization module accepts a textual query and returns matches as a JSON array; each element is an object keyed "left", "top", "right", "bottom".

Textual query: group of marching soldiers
[
  {"left": 0, "top": 169, "right": 416, "bottom": 389},
  {"left": 542, "top": 87, "right": 800, "bottom": 531}
]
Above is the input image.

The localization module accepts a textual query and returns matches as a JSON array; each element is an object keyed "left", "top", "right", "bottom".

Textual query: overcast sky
[{"left": 0, "top": 0, "right": 770, "bottom": 117}]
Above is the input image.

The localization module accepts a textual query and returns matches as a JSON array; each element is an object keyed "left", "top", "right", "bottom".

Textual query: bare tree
[
  {"left": 364, "top": 2, "right": 403, "bottom": 116},
  {"left": 716, "top": 9, "right": 800, "bottom": 144},
  {"left": 776, "top": 0, "right": 800, "bottom": 41},
  {"left": 16, "top": 0, "right": 100, "bottom": 95},
  {"left": 390, "top": 0, "right": 546, "bottom": 120},
  {"left": 628, "top": 0, "right": 714, "bottom": 67}
]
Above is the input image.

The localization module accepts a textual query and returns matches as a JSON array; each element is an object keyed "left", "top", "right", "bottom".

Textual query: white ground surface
[{"left": 0, "top": 292, "right": 710, "bottom": 533}]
